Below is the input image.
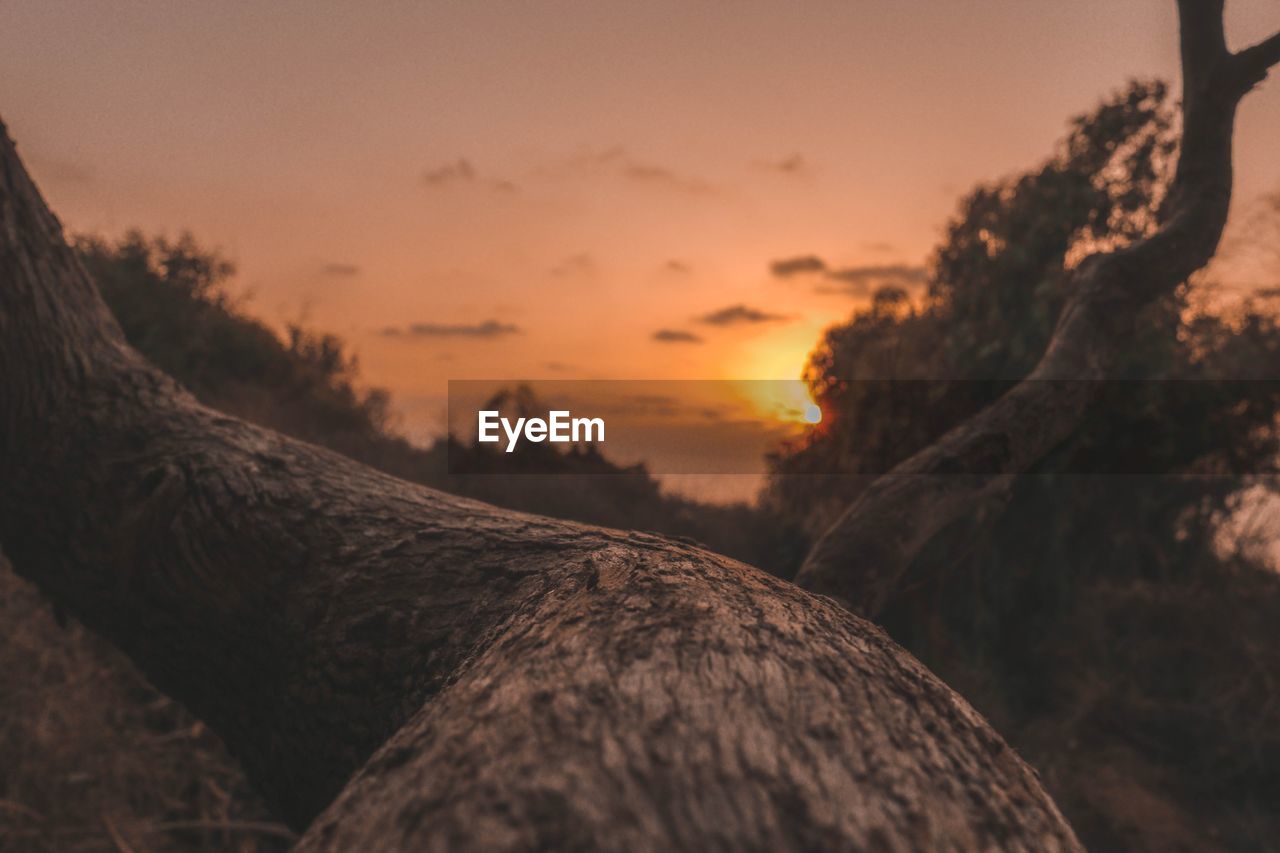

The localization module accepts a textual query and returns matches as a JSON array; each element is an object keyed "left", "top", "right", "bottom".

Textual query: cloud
[
  {"left": 379, "top": 319, "right": 521, "bottom": 339},
  {"left": 421, "top": 158, "right": 517, "bottom": 192},
  {"left": 550, "top": 252, "right": 597, "bottom": 277},
  {"left": 697, "top": 305, "right": 790, "bottom": 326},
  {"left": 770, "top": 255, "right": 829, "bottom": 278},
  {"left": 31, "top": 154, "right": 96, "bottom": 186},
  {"left": 569, "top": 148, "right": 716, "bottom": 195},
  {"left": 623, "top": 163, "right": 713, "bottom": 194},
  {"left": 757, "top": 154, "right": 811, "bottom": 177},
  {"left": 422, "top": 159, "right": 477, "bottom": 187},
  {"left": 320, "top": 262, "right": 361, "bottom": 277},
  {"left": 861, "top": 241, "right": 898, "bottom": 254},
  {"left": 769, "top": 254, "right": 927, "bottom": 295},
  {"left": 662, "top": 259, "right": 692, "bottom": 275},
  {"left": 652, "top": 329, "right": 705, "bottom": 343},
  {"left": 823, "top": 264, "right": 927, "bottom": 292}
]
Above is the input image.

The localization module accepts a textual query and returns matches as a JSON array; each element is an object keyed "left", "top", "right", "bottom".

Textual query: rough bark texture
[
  {"left": 795, "top": 0, "right": 1280, "bottom": 616},
  {"left": 0, "top": 121, "right": 1081, "bottom": 848}
]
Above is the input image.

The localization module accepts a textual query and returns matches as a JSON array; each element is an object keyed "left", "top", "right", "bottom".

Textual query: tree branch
[
  {"left": 0, "top": 121, "right": 1080, "bottom": 847},
  {"left": 794, "top": 0, "right": 1270, "bottom": 614},
  {"left": 1232, "top": 29, "right": 1280, "bottom": 90}
]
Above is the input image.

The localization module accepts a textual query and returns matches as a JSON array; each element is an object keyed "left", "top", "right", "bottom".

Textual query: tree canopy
[{"left": 767, "top": 79, "right": 1280, "bottom": 846}]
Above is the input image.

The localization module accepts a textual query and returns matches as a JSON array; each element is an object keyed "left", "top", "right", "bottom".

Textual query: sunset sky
[{"left": 4, "top": 1, "right": 1280, "bottom": 477}]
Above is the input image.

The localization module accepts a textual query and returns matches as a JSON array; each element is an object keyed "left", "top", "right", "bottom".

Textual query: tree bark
[
  {"left": 795, "top": 0, "right": 1280, "bottom": 616},
  {"left": 0, "top": 123, "right": 1080, "bottom": 848}
]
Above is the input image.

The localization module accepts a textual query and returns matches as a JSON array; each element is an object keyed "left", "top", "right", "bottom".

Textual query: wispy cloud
[
  {"left": 756, "top": 153, "right": 812, "bottom": 177},
  {"left": 567, "top": 147, "right": 716, "bottom": 195},
  {"left": 770, "top": 254, "right": 926, "bottom": 295},
  {"left": 623, "top": 163, "right": 713, "bottom": 194},
  {"left": 652, "top": 328, "right": 705, "bottom": 343},
  {"left": 422, "top": 159, "right": 476, "bottom": 187},
  {"left": 31, "top": 154, "right": 96, "bottom": 186},
  {"left": 662, "top": 259, "right": 692, "bottom": 275},
  {"left": 550, "top": 252, "right": 597, "bottom": 277},
  {"left": 823, "top": 264, "right": 927, "bottom": 291},
  {"left": 378, "top": 319, "right": 521, "bottom": 339},
  {"left": 769, "top": 255, "right": 828, "bottom": 277},
  {"left": 320, "top": 262, "right": 361, "bottom": 277},
  {"left": 697, "top": 305, "right": 790, "bottom": 326},
  {"left": 421, "top": 158, "right": 517, "bottom": 193}
]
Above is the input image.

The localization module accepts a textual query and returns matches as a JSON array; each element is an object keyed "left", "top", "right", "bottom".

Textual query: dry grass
[
  {"left": 1006, "top": 573, "right": 1280, "bottom": 852},
  {"left": 0, "top": 560, "right": 292, "bottom": 853}
]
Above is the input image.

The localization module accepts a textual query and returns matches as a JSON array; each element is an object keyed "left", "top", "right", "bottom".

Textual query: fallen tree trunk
[
  {"left": 0, "top": 129, "right": 1079, "bottom": 848},
  {"left": 795, "top": 0, "right": 1280, "bottom": 616}
]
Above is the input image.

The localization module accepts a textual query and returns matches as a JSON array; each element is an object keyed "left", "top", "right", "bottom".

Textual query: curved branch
[
  {"left": 0, "top": 122, "right": 1078, "bottom": 847},
  {"left": 794, "top": 0, "right": 1274, "bottom": 614},
  {"left": 1232, "top": 30, "right": 1280, "bottom": 89}
]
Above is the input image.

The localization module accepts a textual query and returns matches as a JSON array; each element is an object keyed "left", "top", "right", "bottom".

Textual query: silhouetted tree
[{"left": 768, "top": 68, "right": 1280, "bottom": 853}]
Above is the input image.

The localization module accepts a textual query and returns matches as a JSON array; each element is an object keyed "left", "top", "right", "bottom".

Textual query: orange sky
[{"left": 4, "top": 1, "right": 1280, "bottom": 467}]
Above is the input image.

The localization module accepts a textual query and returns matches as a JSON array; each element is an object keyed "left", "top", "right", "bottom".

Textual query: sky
[{"left": 3, "top": 1, "right": 1280, "bottom": 499}]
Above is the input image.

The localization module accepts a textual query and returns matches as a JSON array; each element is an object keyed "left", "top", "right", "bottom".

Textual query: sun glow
[
  {"left": 729, "top": 335, "right": 824, "bottom": 426},
  {"left": 733, "top": 378, "right": 821, "bottom": 425}
]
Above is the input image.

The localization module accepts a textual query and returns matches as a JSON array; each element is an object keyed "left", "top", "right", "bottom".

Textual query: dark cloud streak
[
  {"left": 652, "top": 329, "right": 704, "bottom": 343},
  {"left": 758, "top": 153, "right": 811, "bottom": 176},
  {"left": 321, "top": 262, "right": 361, "bottom": 277},
  {"left": 421, "top": 158, "right": 517, "bottom": 193},
  {"left": 697, "top": 305, "right": 790, "bottom": 326},
  {"left": 570, "top": 148, "right": 716, "bottom": 195},
  {"left": 827, "top": 264, "right": 927, "bottom": 288},
  {"left": 770, "top": 255, "right": 828, "bottom": 278},
  {"left": 770, "top": 254, "right": 926, "bottom": 295},
  {"left": 379, "top": 319, "right": 521, "bottom": 339}
]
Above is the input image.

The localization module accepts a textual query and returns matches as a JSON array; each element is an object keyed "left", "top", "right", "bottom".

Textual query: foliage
[
  {"left": 78, "top": 232, "right": 394, "bottom": 450},
  {"left": 766, "top": 79, "right": 1280, "bottom": 848}
]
